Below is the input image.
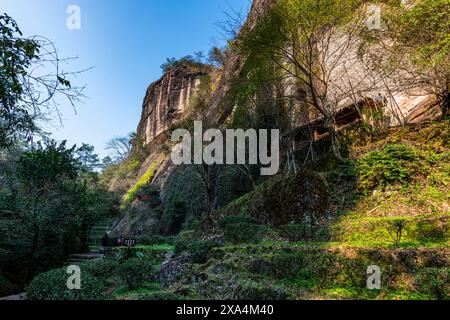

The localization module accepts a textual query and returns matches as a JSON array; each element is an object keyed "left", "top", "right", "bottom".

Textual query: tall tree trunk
[{"left": 325, "top": 117, "right": 344, "bottom": 163}]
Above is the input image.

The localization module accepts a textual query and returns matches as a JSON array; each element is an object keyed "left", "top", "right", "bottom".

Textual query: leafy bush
[
  {"left": 142, "top": 291, "right": 185, "bottom": 300},
  {"left": 118, "top": 258, "right": 157, "bottom": 290},
  {"left": 278, "top": 224, "right": 311, "bottom": 242},
  {"left": 174, "top": 240, "right": 218, "bottom": 264},
  {"left": 269, "top": 252, "right": 306, "bottom": 280},
  {"left": 219, "top": 215, "right": 269, "bottom": 244},
  {"left": 26, "top": 268, "right": 105, "bottom": 300},
  {"left": 412, "top": 220, "right": 448, "bottom": 243},
  {"left": 232, "top": 280, "right": 288, "bottom": 300},
  {"left": 414, "top": 268, "right": 450, "bottom": 300},
  {"left": 357, "top": 143, "right": 431, "bottom": 192},
  {"left": 79, "top": 259, "right": 119, "bottom": 281}
]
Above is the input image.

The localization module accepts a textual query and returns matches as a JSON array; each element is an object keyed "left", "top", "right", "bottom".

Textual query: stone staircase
[
  {"left": 87, "top": 219, "right": 115, "bottom": 247},
  {"left": 64, "top": 219, "right": 115, "bottom": 266},
  {"left": 64, "top": 251, "right": 104, "bottom": 266}
]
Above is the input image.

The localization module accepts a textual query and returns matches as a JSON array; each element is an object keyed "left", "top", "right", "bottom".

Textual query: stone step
[
  {"left": 0, "top": 292, "right": 27, "bottom": 300},
  {"left": 68, "top": 253, "right": 103, "bottom": 260}
]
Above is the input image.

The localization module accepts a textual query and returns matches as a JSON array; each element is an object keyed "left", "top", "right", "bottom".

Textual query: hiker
[
  {"left": 117, "top": 234, "right": 125, "bottom": 247},
  {"left": 101, "top": 233, "right": 109, "bottom": 247}
]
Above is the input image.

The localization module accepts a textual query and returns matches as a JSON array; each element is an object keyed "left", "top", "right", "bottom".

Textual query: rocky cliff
[
  {"left": 112, "top": 0, "right": 442, "bottom": 238},
  {"left": 136, "top": 65, "right": 206, "bottom": 145}
]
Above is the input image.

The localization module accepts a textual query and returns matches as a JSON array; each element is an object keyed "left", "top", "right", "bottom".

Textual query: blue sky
[{"left": 0, "top": 0, "right": 250, "bottom": 159}]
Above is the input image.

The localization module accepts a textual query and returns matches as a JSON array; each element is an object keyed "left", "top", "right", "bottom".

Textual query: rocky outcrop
[
  {"left": 137, "top": 66, "right": 206, "bottom": 145},
  {"left": 207, "top": 0, "right": 276, "bottom": 125},
  {"left": 207, "top": 170, "right": 330, "bottom": 229}
]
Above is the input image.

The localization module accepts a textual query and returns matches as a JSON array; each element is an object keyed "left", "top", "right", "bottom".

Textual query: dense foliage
[
  {"left": 0, "top": 140, "right": 115, "bottom": 292},
  {"left": 26, "top": 267, "right": 105, "bottom": 300}
]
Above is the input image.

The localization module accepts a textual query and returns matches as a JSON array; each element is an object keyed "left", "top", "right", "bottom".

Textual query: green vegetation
[
  {"left": 123, "top": 162, "right": 159, "bottom": 205},
  {"left": 26, "top": 268, "right": 105, "bottom": 300},
  {"left": 414, "top": 268, "right": 450, "bottom": 300},
  {"left": 118, "top": 257, "right": 158, "bottom": 290},
  {"left": 0, "top": 14, "right": 84, "bottom": 149},
  {"left": 363, "top": 0, "right": 450, "bottom": 117},
  {"left": 0, "top": 140, "right": 116, "bottom": 293},
  {"left": 160, "top": 51, "right": 214, "bottom": 73},
  {"left": 174, "top": 240, "right": 219, "bottom": 264},
  {"left": 356, "top": 142, "right": 449, "bottom": 193},
  {"left": 2, "top": 1, "right": 450, "bottom": 302},
  {"left": 218, "top": 215, "right": 269, "bottom": 244}
]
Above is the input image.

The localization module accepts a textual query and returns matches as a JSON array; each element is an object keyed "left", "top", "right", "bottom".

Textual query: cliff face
[
  {"left": 136, "top": 0, "right": 276, "bottom": 146},
  {"left": 113, "top": 0, "right": 440, "bottom": 238},
  {"left": 136, "top": 66, "right": 205, "bottom": 145},
  {"left": 207, "top": 0, "right": 276, "bottom": 124}
]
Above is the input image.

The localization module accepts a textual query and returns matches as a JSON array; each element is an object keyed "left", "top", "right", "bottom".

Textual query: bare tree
[
  {"left": 215, "top": 0, "right": 253, "bottom": 40},
  {"left": 359, "top": 0, "right": 450, "bottom": 119},
  {"left": 239, "top": 1, "right": 391, "bottom": 162},
  {"left": 0, "top": 14, "right": 89, "bottom": 149},
  {"left": 105, "top": 133, "right": 135, "bottom": 163}
]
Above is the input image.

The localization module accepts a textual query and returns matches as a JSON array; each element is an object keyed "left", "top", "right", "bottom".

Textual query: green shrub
[
  {"left": 412, "top": 220, "right": 448, "bottom": 243},
  {"left": 142, "top": 291, "right": 185, "bottom": 300},
  {"left": 118, "top": 258, "right": 157, "bottom": 290},
  {"left": 278, "top": 224, "right": 311, "bottom": 242},
  {"left": 269, "top": 252, "right": 306, "bottom": 280},
  {"left": 26, "top": 268, "right": 105, "bottom": 300},
  {"left": 414, "top": 268, "right": 450, "bottom": 300},
  {"left": 219, "top": 215, "right": 269, "bottom": 244},
  {"left": 232, "top": 280, "right": 288, "bottom": 300},
  {"left": 174, "top": 240, "right": 217, "bottom": 264},
  {"left": 79, "top": 259, "right": 119, "bottom": 281},
  {"left": 173, "top": 239, "right": 189, "bottom": 255},
  {"left": 357, "top": 143, "right": 429, "bottom": 192},
  {"left": 188, "top": 241, "right": 216, "bottom": 264}
]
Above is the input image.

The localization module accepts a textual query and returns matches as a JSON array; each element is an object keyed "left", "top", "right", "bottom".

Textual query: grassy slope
[{"left": 152, "top": 120, "right": 449, "bottom": 300}]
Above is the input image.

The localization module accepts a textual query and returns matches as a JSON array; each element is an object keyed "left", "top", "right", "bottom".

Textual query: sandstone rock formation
[{"left": 136, "top": 65, "right": 206, "bottom": 145}]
